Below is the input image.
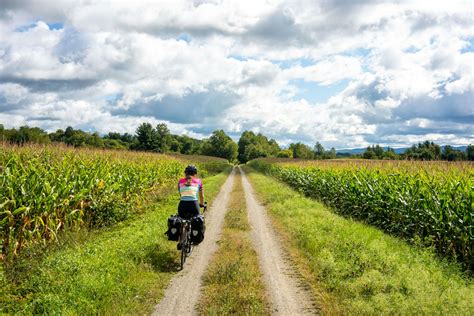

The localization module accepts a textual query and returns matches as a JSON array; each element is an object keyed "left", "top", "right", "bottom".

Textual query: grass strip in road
[
  {"left": 243, "top": 166, "right": 473, "bottom": 315},
  {"left": 0, "top": 167, "right": 231, "bottom": 315},
  {"left": 198, "top": 168, "right": 270, "bottom": 315}
]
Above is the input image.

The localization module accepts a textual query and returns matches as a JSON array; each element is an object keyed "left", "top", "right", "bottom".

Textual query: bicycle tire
[
  {"left": 180, "top": 243, "right": 186, "bottom": 269},
  {"left": 180, "top": 223, "right": 187, "bottom": 270}
]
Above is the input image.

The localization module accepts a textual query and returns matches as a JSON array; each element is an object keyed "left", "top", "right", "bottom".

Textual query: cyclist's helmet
[{"left": 184, "top": 164, "right": 198, "bottom": 176}]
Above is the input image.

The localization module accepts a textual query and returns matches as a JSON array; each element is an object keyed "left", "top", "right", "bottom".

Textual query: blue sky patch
[
  {"left": 274, "top": 57, "right": 314, "bottom": 69},
  {"left": 176, "top": 33, "right": 192, "bottom": 43},
  {"left": 346, "top": 47, "right": 371, "bottom": 57},
  {"left": 15, "top": 21, "right": 64, "bottom": 32},
  {"left": 47, "top": 22, "right": 64, "bottom": 30},
  {"left": 229, "top": 54, "right": 249, "bottom": 62},
  {"left": 14, "top": 22, "right": 37, "bottom": 32},
  {"left": 106, "top": 94, "right": 123, "bottom": 103},
  {"left": 461, "top": 37, "right": 474, "bottom": 53},
  {"left": 404, "top": 46, "right": 420, "bottom": 53},
  {"left": 289, "top": 79, "right": 349, "bottom": 103}
]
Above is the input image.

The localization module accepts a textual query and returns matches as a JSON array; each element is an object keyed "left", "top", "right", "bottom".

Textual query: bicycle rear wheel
[
  {"left": 180, "top": 243, "right": 186, "bottom": 270},
  {"left": 180, "top": 224, "right": 187, "bottom": 270}
]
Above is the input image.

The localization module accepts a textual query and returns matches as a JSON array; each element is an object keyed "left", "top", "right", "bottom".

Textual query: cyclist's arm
[{"left": 199, "top": 185, "right": 204, "bottom": 207}]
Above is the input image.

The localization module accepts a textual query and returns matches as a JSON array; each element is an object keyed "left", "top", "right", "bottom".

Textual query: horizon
[
  {"left": 0, "top": 1, "right": 473, "bottom": 149},
  {"left": 1, "top": 122, "right": 471, "bottom": 152}
]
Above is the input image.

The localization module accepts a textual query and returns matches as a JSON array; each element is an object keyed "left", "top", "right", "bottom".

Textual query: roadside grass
[
  {"left": 0, "top": 167, "right": 231, "bottom": 314},
  {"left": 198, "top": 168, "right": 270, "bottom": 315},
  {"left": 243, "top": 166, "right": 474, "bottom": 315}
]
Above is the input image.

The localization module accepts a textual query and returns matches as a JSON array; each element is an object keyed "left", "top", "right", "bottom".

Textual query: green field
[
  {"left": 244, "top": 166, "right": 473, "bottom": 314},
  {"left": 249, "top": 158, "right": 473, "bottom": 270},
  {"left": 0, "top": 144, "right": 229, "bottom": 262},
  {"left": 2, "top": 144, "right": 473, "bottom": 314},
  {"left": 0, "top": 144, "right": 230, "bottom": 313}
]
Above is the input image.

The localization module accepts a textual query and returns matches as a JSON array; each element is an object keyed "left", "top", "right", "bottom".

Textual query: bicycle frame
[
  {"left": 178, "top": 202, "right": 207, "bottom": 270},
  {"left": 179, "top": 218, "right": 192, "bottom": 270}
]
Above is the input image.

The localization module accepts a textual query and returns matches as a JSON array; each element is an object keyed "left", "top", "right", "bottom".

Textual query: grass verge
[
  {"left": 198, "top": 168, "right": 270, "bottom": 315},
  {"left": 243, "top": 166, "right": 474, "bottom": 315},
  {"left": 0, "top": 167, "right": 231, "bottom": 314}
]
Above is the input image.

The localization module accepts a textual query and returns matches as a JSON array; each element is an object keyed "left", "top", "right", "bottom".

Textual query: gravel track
[
  {"left": 152, "top": 168, "right": 235, "bottom": 316},
  {"left": 240, "top": 167, "right": 317, "bottom": 315}
]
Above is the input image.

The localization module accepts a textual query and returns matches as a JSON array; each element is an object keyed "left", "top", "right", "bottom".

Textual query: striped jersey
[{"left": 178, "top": 177, "right": 203, "bottom": 201}]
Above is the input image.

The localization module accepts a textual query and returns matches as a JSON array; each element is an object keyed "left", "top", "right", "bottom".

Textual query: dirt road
[
  {"left": 153, "top": 167, "right": 316, "bottom": 315},
  {"left": 152, "top": 168, "right": 235, "bottom": 316},
  {"left": 241, "top": 167, "right": 317, "bottom": 315}
]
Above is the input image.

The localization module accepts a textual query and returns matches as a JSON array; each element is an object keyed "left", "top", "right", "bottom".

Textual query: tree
[
  {"left": 135, "top": 122, "right": 157, "bottom": 151},
  {"left": 155, "top": 123, "right": 171, "bottom": 153},
  {"left": 267, "top": 139, "right": 281, "bottom": 156},
  {"left": 7, "top": 126, "right": 50, "bottom": 145},
  {"left": 49, "top": 129, "right": 66, "bottom": 142},
  {"left": 237, "top": 131, "right": 281, "bottom": 163},
  {"left": 103, "top": 132, "right": 135, "bottom": 148},
  {"left": 442, "top": 145, "right": 466, "bottom": 161},
  {"left": 243, "top": 143, "right": 266, "bottom": 161},
  {"left": 175, "top": 135, "right": 200, "bottom": 154},
  {"left": 363, "top": 149, "right": 377, "bottom": 159},
  {"left": 277, "top": 149, "right": 293, "bottom": 158},
  {"left": 314, "top": 142, "right": 325, "bottom": 158},
  {"left": 373, "top": 144, "right": 384, "bottom": 158},
  {"left": 383, "top": 147, "right": 398, "bottom": 160},
  {"left": 65, "top": 126, "right": 74, "bottom": 139},
  {"left": 238, "top": 131, "right": 255, "bottom": 162},
  {"left": 289, "top": 142, "right": 314, "bottom": 159},
  {"left": 403, "top": 141, "right": 441, "bottom": 160},
  {"left": 200, "top": 130, "right": 238, "bottom": 162},
  {"left": 467, "top": 145, "right": 474, "bottom": 161},
  {"left": 327, "top": 147, "right": 337, "bottom": 159},
  {"left": 363, "top": 145, "right": 399, "bottom": 160},
  {"left": 169, "top": 138, "right": 182, "bottom": 152},
  {"left": 87, "top": 132, "right": 104, "bottom": 148},
  {"left": 104, "top": 138, "right": 128, "bottom": 150}
]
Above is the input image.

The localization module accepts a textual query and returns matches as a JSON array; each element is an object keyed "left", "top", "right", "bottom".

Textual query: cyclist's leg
[
  {"left": 191, "top": 200, "right": 200, "bottom": 216},
  {"left": 177, "top": 200, "right": 186, "bottom": 218},
  {"left": 177, "top": 201, "right": 186, "bottom": 250},
  {"left": 178, "top": 200, "right": 199, "bottom": 218}
]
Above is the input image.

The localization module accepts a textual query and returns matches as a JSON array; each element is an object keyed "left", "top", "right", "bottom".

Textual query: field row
[
  {"left": 0, "top": 145, "right": 229, "bottom": 261},
  {"left": 248, "top": 159, "right": 473, "bottom": 269}
]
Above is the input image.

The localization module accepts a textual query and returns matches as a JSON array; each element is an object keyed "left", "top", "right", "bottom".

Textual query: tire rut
[{"left": 240, "top": 167, "right": 317, "bottom": 315}]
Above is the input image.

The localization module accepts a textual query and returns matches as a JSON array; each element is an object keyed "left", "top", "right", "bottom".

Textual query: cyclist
[{"left": 177, "top": 165, "right": 205, "bottom": 249}]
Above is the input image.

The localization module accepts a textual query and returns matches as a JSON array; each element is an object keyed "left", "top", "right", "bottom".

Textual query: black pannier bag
[
  {"left": 166, "top": 215, "right": 181, "bottom": 241},
  {"left": 191, "top": 214, "right": 205, "bottom": 244}
]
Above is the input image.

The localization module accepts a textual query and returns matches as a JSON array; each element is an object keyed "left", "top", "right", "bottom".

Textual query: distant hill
[{"left": 337, "top": 145, "right": 468, "bottom": 155}]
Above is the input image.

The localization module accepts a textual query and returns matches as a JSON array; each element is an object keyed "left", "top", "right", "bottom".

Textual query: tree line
[
  {"left": 1, "top": 123, "right": 472, "bottom": 162},
  {"left": 362, "top": 141, "right": 474, "bottom": 161}
]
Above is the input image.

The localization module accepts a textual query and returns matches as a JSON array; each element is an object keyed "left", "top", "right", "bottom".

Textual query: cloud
[
  {"left": 0, "top": 0, "right": 472, "bottom": 149},
  {"left": 283, "top": 56, "right": 363, "bottom": 86},
  {"left": 111, "top": 87, "right": 240, "bottom": 125}
]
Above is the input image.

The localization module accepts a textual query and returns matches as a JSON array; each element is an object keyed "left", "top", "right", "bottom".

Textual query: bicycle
[{"left": 178, "top": 202, "right": 207, "bottom": 270}]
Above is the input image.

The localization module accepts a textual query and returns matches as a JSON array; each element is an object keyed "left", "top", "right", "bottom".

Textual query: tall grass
[
  {"left": 0, "top": 168, "right": 231, "bottom": 314},
  {"left": 249, "top": 158, "right": 473, "bottom": 270},
  {"left": 244, "top": 167, "right": 473, "bottom": 315},
  {"left": 0, "top": 144, "right": 229, "bottom": 262}
]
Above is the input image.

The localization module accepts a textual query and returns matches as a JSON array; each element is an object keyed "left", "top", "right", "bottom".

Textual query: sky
[{"left": 0, "top": 0, "right": 472, "bottom": 149}]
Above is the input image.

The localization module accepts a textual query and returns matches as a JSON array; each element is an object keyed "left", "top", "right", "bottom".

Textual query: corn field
[
  {"left": 249, "top": 158, "right": 474, "bottom": 270},
  {"left": 0, "top": 144, "right": 229, "bottom": 262}
]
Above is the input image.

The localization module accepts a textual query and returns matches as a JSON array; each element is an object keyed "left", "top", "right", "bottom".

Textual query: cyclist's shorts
[{"left": 178, "top": 200, "right": 200, "bottom": 219}]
